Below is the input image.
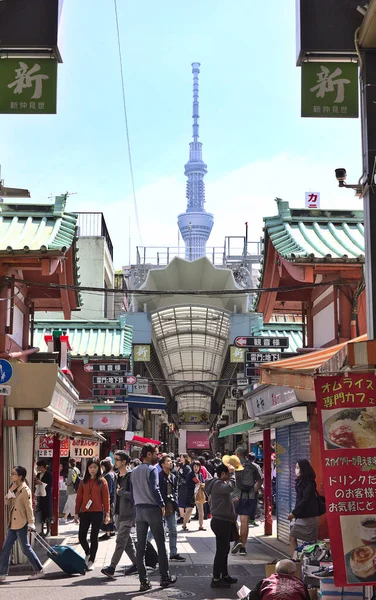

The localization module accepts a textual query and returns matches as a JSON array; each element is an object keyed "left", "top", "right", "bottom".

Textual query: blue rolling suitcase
[{"left": 33, "top": 531, "right": 86, "bottom": 575}]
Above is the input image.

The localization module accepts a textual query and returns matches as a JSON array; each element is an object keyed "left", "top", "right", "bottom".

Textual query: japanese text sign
[
  {"left": 230, "top": 346, "right": 245, "bottom": 363},
  {"left": 305, "top": 192, "right": 320, "bottom": 209},
  {"left": 301, "top": 62, "right": 358, "bottom": 118},
  {"left": 0, "top": 58, "right": 57, "bottom": 114},
  {"left": 315, "top": 374, "right": 376, "bottom": 586},
  {"left": 133, "top": 345, "right": 150, "bottom": 362},
  {"left": 70, "top": 439, "right": 100, "bottom": 459}
]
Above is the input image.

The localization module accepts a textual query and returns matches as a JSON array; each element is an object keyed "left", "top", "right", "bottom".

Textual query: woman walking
[
  {"left": 74, "top": 457, "right": 110, "bottom": 570},
  {"left": 177, "top": 454, "right": 191, "bottom": 524},
  {"left": 288, "top": 459, "right": 319, "bottom": 558},
  {"left": 0, "top": 466, "right": 44, "bottom": 582},
  {"left": 35, "top": 459, "right": 53, "bottom": 537},
  {"left": 182, "top": 460, "right": 206, "bottom": 531},
  {"left": 99, "top": 458, "right": 116, "bottom": 540}
]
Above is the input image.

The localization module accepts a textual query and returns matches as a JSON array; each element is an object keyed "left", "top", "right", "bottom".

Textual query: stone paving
[{"left": 5, "top": 518, "right": 289, "bottom": 600}]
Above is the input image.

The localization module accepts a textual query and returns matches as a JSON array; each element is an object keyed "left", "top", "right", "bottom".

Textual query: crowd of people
[{"left": 0, "top": 444, "right": 321, "bottom": 596}]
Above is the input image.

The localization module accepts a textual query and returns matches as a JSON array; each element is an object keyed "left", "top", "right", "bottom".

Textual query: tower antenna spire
[
  {"left": 177, "top": 62, "right": 214, "bottom": 261},
  {"left": 192, "top": 62, "right": 200, "bottom": 143}
]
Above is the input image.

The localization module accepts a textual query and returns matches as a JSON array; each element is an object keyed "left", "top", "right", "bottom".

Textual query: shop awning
[
  {"left": 218, "top": 418, "right": 255, "bottom": 438},
  {"left": 126, "top": 394, "right": 167, "bottom": 410},
  {"left": 38, "top": 412, "right": 106, "bottom": 441},
  {"left": 124, "top": 432, "right": 161, "bottom": 446},
  {"left": 258, "top": 334, "right": 367, "bottom": 390}
]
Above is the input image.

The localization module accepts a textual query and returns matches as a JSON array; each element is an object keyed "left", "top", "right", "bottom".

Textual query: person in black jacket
[
  {"left": 288, "top": 459, "right": 319, "bottom": 558},
  {"left": 159, "top": 456, "right": 186, "bottom": 562},
  {"left": 35, "top": 460, "right": 53, "bottom": 537},
  {"left": 176, "top": 454, "right": 191, "bottom": 524},
  {"left": 101, "top": 451, "right": 137, "bottom": 579}
]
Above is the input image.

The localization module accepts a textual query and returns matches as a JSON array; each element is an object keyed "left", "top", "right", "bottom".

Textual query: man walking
[
  {"left": 131, "top": 444, "right": 177, "bottom": 592},
  {"left": 231, "top": 447, "right": 262, "bottom": 556},
  {"left": 159, "top": 455, "right": 185, "bottom": 563},
  {"left": 101, "top": 451, "right": 137, "bottom": 580},
  {"left": 205, "top": 463, "right": 238, "bottom": 589}
]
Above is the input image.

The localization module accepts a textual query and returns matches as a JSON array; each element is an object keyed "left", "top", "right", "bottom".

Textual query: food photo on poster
[
  {"left": 322, "top": 407, "right": 376, "bottom": 450},
  {"left": 314, "top": 373, "right": 376, "bottom": 587},
  {"left": 340, "top": 514, "right": 376, "bottom": 583}
]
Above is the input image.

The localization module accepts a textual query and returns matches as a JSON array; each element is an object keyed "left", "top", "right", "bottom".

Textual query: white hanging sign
[{"left": 305, "top": 192, "right": 320, "bottom": 209}]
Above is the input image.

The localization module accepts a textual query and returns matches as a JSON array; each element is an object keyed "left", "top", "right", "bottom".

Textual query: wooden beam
[
  {"left": 41, "top": 258, "right": 61, "bottom": 277},
  {"left": 59, "top": 269, "right": 71, "bottom": 320},
  {"left": 33, "top": 298, "right": 63, "bottom": 309}
]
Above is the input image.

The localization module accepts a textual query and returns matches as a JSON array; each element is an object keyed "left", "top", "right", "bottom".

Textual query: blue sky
[{"left": 0, "top": 0, "right": 362, "bottom": 266}]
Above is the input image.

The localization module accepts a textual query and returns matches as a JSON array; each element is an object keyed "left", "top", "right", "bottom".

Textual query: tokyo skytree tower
[{"left": 178, "top": 63, "right": 214, "bottom": 261}]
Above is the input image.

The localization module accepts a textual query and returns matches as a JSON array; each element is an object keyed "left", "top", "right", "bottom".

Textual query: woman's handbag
[
  {"left": 316, "top": 489, "right": 326, "bottom": 516},
  {"left": 35, "top": 482, "right": 47, "bottom": 497},
  {"left": 195, "top": 486, "right": 206, "bottom": 504}
]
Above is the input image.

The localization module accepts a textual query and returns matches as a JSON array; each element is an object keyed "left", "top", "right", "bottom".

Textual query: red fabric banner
[{"left": 315, "top": 373, "right": 376, "bottom": 586}]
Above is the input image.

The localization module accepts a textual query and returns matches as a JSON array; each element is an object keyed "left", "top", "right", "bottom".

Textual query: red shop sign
[{"left": 315, "top": 373, "right": 376, "bottom": 587}]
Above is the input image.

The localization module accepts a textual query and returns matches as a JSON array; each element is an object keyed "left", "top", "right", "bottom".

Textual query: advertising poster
[{"left": 315, "top": 374, "right": 376, "bottom": 586}]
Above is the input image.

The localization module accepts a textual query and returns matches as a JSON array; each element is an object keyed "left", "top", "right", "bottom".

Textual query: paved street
[{"left": 5, "top": 520, "right": 288, "bottom": 600}]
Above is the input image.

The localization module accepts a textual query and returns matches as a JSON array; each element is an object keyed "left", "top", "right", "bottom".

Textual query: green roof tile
[
  {"left": 264, "top": 199, "right": 365, "bottom": 263},
  {"left": 33, "top": 319, "right": 133, "bottom": 358},
  {"left": 0, "top": 195, "right": 78, "bottom": 253},
  {"left": 254, "top": 199, "right": 365, "bottom": 310}
]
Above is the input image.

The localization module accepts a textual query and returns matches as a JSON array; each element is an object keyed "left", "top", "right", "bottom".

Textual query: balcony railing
[{"left": 76, "top": 212, "right": 114, "bottom": 261}]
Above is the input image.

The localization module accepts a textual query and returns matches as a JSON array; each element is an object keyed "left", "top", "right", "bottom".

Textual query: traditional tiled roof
[
  {"left": 263, "top": 199, "right": 364, "bottom": 264},
  {"left": 0, "top": 195, "right": 78, "bottom": 253},
  {"left": 33, "top": 319, "right": 133, "bottom": 358},
  {"left": 251, "top": 321, "right": 303, "bottom": 353}
]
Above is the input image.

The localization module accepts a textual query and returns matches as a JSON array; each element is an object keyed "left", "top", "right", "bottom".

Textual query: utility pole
[{"left": 358, "top": 15, "right": 376, "bottom": 338}]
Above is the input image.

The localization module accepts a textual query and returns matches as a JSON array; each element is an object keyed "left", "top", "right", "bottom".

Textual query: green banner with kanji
[
  {"left": 0, "top": 58, "right": 57, "bottom": 114},
  {"left": 301, "top": 62, "right": 358, "bottom": 118}
]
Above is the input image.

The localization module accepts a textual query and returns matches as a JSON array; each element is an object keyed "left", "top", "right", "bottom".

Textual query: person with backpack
[
  {"left": 62, "top": 458, "right": 80, "bottom": 524},
  {"left": 101, "top": 451, "right": 138, "bottom": 579},
  {"left": 226, "top": 448, "right": 262, "bottom": 556}
]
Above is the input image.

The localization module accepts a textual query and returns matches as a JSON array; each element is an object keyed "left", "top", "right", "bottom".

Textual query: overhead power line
[
  {"left": 113, "top": 0, "right": 142, "bottom": 244},
  {"left": 1, "top": 275, "right": 360, "bottom": 297}
]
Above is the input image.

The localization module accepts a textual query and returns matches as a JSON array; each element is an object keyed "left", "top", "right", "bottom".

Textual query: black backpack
[
  {"left": 236, "top": 461, "right": 258, "bottom": 493},
  {"left": 72, "top": 468, "right": 82, "bottom": 493}
]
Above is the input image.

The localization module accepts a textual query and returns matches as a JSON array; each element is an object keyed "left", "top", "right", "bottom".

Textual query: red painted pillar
[
  {"left": 51, "top": 435, "right": 60, "bottom": 536},
  {"left": 263, "top": 428, "right": 273, "bottom": 536}
]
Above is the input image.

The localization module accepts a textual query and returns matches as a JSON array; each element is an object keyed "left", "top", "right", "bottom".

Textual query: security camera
[
  {"left": 334, "top": 168, "right": 364, "bottom": 196},
  {"left": 335, "top": 168, "right": 347, "bottom": 183}
]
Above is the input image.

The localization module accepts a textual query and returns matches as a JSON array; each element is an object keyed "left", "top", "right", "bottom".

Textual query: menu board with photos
[{"left": 315, "top": 374, "right": 376, "bottom": 586}]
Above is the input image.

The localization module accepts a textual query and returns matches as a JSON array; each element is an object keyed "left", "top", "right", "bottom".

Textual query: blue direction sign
[{"left": 0, "top": 359, "right": 13, "bottom": 383}]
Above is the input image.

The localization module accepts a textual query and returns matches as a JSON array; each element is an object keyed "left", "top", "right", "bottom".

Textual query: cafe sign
[
  {"left": 301, "top": 62, "right": 358, "bottom": 118},
  {"left": 0, "top": 58, "right": 58, "bottom": 114},
  {"left": 315, "top": 373, "right": 376, "bottom": 586}
]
